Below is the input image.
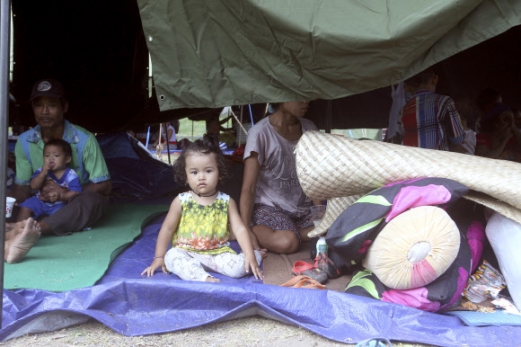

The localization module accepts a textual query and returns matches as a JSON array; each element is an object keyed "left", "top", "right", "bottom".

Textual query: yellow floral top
[{"left": 173, "top": 191, "right": 235, "bottom": 255}]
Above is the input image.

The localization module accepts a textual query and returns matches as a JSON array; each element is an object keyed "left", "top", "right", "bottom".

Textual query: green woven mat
[{"left": 4, "top": 204, "right": 167, "bottom": 292}]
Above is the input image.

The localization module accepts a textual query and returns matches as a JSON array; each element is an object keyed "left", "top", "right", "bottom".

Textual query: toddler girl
[{"left": 142, "top": 134, "right": 263, "bottom": 282}]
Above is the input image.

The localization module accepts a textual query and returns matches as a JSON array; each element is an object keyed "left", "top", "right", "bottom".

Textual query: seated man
[{"left": 5, "top": 79, "right": 112, "bottom": 263}]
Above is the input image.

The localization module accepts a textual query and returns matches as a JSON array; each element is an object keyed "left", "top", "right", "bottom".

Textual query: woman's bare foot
[
  {"left": 5, "top": 218, "right": 40, "bottom": 263},
  {"left": 205, "top": 276, "right": 221, "bottom": 283},
  {"left": 258, "top": 248, "right": 268, "bottom": 259}
]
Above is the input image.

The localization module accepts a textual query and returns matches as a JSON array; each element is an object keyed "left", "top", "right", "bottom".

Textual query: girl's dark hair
[
  {"left": 44, "top": 138, "right": 72, "bottom": 158},
  {"left": 173, "top": 133, "right": 230, "bottom": 186}
]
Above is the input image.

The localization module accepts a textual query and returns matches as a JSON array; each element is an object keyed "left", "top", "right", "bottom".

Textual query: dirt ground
[{"left": 0, "top": 316, "right": 433, "bottom": 347}]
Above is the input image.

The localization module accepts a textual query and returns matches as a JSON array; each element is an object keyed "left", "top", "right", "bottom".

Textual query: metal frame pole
[
  {"left": 164, "top": 122, "right": 171, "bottom": 164},
  {"left": 325, "top": 100, "right": 332, "bottom": 133},
  {"left": 0, "top": 0, "right": 12, "bottom": 328}
]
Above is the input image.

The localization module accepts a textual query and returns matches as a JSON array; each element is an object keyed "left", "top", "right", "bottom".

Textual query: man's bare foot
[
  {"left": 5, "top": 220, "right": 27, "bottom": 241},
  {"left": 5, "top": 222, "right": 15, "bottom": 233},
  {"left": 205, "top": 276, "right": 221, "bottom": 283},
  {"left": 5, "top": 218, "right": 40, "bottom": 263}
]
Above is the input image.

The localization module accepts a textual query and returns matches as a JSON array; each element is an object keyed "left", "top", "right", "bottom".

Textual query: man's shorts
[{"left": 251, "top": 203, "right": 313, "bottom": 241}]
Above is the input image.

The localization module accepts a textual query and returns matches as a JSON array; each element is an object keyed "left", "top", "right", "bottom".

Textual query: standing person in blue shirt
[{"left": 5, "top": 79, "right": 112, "bottom": 263}]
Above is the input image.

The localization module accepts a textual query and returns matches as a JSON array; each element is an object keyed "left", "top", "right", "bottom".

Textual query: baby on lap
[{"left": 17, "top": 138, "right": 82, "bottom": 221}]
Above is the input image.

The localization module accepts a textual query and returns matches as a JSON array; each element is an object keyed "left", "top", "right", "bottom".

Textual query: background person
[
  {"left": 475, "top": 102, "right": 521, "bottom": 161},
  {"left": 475, "top": 87, "right": 502, "bottom": 131},
  {"left": 453, "top": 95, "right": 477, "bottom": 155},
  {"left": 153, "top": 120, "right": 178, "bottom": 149},
  {"left": 399, "top": 68, "right": 466, "bottom": 152}
]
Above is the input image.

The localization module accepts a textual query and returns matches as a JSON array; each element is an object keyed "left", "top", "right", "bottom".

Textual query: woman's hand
[
  {"left": 244, "top": 254, "right": 264, "bottom": 280},
  {"left": 141, "top": 257, "right": 166, "bottom": 277},
  {"left": 248, "top": 229, "right": 262, "bottom": 250}
]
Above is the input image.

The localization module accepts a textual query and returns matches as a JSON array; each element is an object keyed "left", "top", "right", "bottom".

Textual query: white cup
[{"left": 6, "top": 197, "right": 16, "bottom": 218}]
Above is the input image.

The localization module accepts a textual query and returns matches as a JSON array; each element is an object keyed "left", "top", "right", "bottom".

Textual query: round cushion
[{"left": 362, "top": 206, "right": 460, "bottom": 290}]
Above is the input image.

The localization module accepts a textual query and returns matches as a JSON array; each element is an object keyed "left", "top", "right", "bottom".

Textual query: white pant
[{"left": 164, "top": 247, "right": 262, "bottom": 282}]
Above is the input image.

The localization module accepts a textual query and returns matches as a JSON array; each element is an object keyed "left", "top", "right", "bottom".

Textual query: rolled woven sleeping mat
[
  {"left": 308, "top": 195, "right": 360, "bottom": 238},
  {"left": 296, "top": 131, "right": 521, "bottom": 236}
]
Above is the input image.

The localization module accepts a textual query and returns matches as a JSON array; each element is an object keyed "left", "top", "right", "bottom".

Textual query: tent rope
[{"left": 229, "top": 108, "right": 249, "bottom": 135}]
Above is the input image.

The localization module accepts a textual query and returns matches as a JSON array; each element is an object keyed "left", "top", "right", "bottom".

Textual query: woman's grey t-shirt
[{"left": 243, "top": 116, "right": 317, "bottom": 213}]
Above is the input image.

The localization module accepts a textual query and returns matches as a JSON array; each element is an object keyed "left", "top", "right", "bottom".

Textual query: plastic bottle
[{"left": 316, "top": 237, "right": 328, "bottom": 255}]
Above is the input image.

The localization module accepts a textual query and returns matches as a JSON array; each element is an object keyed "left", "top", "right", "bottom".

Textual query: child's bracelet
[{"left": 153, "top": 256, "right": 164, "bottom": 259}]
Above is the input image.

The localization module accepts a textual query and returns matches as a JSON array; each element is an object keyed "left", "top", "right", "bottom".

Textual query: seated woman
[
  {"left": 475, "top": 102, "right": 521, "bottom": 162},
  {"left": 239, "top": 102, "right": 319, "bottom": 254},
  {"left": 153, "top": 121, "right": 179, "bottom": 150},
  {"left": 206, "top": 116, "right": 235, "bottom": 149}
]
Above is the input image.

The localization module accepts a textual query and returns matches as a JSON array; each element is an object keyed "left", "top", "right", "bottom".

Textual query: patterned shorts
[{"left": 252, "top": 203, "right": 313, "bottom": 241}]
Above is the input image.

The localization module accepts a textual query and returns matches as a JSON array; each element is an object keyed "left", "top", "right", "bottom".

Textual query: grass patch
[
  {"left": 177, "top": 114, "right": 234, "bottom": 141},
  {"left": 177, "top": 118, "right": 206, "bottom": 140}
]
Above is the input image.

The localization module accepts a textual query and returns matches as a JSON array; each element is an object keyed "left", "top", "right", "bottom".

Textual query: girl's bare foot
[
  {"left": 205, "top": 276, "right": 221, "bottom": 283},
  {"left": 5, "top": 218, "right": 40, "bottom": 263}
]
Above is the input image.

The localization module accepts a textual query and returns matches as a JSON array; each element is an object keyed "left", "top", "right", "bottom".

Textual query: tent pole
[
  {"left": 156, "top": 123, "right": 162, "bottom": 160},
  {"left": 0, "top": 0, "right": 11, "bottom": 328},
  {"left": 228, "top": 109, "right": 248, "bottom": 135},
  {"left": 164, "top": 122, "right": 171, "bottom": 164},
  {"left": 325, "top": 100, "right": 332, "bottom": 133},
  {"left": 145, "top": 126, "right": 151, "bottom": 148}
]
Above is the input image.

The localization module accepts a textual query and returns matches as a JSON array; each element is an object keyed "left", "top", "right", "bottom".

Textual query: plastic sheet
[
  {"left": 97, "top": 132, "right": 179, "bottom": 199},
  {"left": 3, "top": 214, "right": 521, "bottom": 346}
]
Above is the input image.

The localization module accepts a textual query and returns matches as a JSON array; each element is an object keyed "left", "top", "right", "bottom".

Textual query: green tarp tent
[
  {"left": 138, "top": 0, "right": 521, "bottom": 112},
  {"left": 7, "top": 0, "right": 521, "bottom": 131}
]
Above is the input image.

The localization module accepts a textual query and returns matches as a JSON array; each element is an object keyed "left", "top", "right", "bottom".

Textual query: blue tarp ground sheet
[{"left": 3, "top": 212, "right": 521, "bottom": 346}]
